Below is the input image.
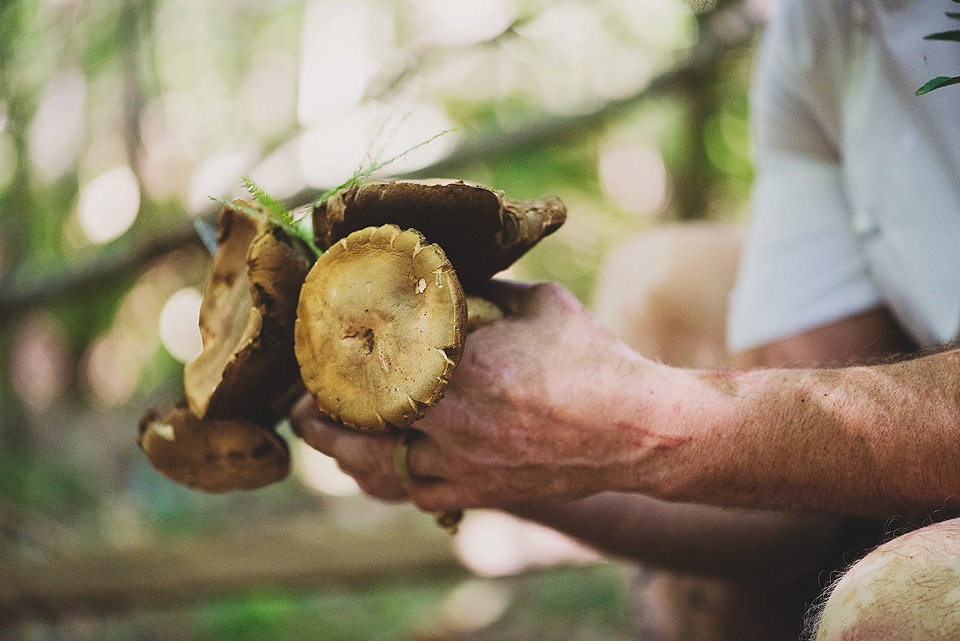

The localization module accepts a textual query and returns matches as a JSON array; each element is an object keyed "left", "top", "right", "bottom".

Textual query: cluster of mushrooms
[{"left": 139, "top": 180, "right": 566, "bottom": 525}]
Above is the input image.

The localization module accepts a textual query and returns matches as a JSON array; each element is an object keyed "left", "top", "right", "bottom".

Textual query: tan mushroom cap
[
  {"left": 295, "top": 224, "right": 467, "bottom": 431},
  {"left": 184, "top": 200, "right": 313, "bottom": 422},
  {"left": 312, "top": 180, "right": 566, "bottom": 286},
  {"left": 138, "top": 404, "right": 290, "bottom": 492}
]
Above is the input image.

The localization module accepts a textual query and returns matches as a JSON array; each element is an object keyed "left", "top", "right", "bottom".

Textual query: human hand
[{"left": 292, "top": 280, "right": 673, "bottom": 513}]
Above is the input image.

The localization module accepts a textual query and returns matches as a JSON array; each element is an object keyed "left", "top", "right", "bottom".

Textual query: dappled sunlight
[
  {"left": 84, "top": 329, "right": 144, "bottom": 407},
  {"left": 186, "top": 145, "right": 258, "bottom": 214},
  {"left": 367, "top": 106, "right": 458, "bottom": 176},
  {"left": 239, "top": 49, "right": 298, "bottom": 139},
  {"left": 514, "top": 0, "right": 693, "bottom": 112},
  {"left": 598, "top": 141, "right": 669, "bottom": 216},
  {"left": 297, "top": 111, "right": 371, "bottom": 188},
  {"left": 10, "top": 312, "right": 72, "bottom": 414},
  {"left": 0, "top": 0, "right": 759, "bottom": 636},
  {"left": 28, "top": 69, "right": 86, "bottom": 182},
  {"left": 158, "top": 287, "right": 203, "bottom": 363},
  {"left": 139, "top": 96, "right": 194, "bottom": 201},
  {"left": 438, "top": 578, "right": 514, "bottom": 634},
  {"left": 454, "top": 510, "right": 600, "bottom": 577},
  {"left": 406, "top": 0, "right": 517, "bottom": 49},
  {"left": 297, "top": 0, "right": 389, "bottom": 127},
  {"left": 293, "top": 439, "right": 362, "bottom": 497},
  {"left": 247, "top": 142, "right": 305, "bottom": 203},
  {"left": 76, "top": 166, "right": 141, "bottom": 244}
]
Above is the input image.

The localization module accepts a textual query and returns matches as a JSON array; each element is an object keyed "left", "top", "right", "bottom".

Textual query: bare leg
[{"left": 811, "top": 517, "right": 960, "bottom": 641}]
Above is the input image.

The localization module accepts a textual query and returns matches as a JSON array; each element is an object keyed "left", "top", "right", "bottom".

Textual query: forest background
[{"left": 0, "top": 0, "right": 760, "bottom": 638}]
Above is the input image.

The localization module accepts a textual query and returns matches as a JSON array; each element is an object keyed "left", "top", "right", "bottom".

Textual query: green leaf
[
  {"left": 924, "top": 29, "right": 960, "bottom": 42},
  {"left": 947, "top": 12, "right": 960, "bottom": 19},
  {"left": 916, "top": 75, "right": 960, "bottom": 96}
]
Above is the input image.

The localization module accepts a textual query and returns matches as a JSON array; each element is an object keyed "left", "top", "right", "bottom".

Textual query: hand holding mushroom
[
  {"left": 139, "top": 180, "right": 567, "bottom": 528},
  {"left": 292, "top": 278, "right": 651, "bottom": 514}
]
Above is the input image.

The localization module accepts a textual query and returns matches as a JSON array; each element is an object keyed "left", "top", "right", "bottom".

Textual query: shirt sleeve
[{"left": 726, "top": 0, "right": 882, "bottom": 353}]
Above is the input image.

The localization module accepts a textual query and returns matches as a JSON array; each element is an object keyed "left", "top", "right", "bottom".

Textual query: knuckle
[{"left": 407, "top": 489, "right": 443, "bottom": 513}]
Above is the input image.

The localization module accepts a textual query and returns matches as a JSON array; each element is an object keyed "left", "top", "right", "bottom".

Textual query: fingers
[
  {"left": 292, "top": 395, "right": 403, "bottom": 500},
  {"left": 290, "top": 394, "right": 449, "bottom": 502}
]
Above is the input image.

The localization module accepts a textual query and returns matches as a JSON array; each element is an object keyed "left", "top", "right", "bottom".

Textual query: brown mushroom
[
  {"left": 184, "top": 200, "right": 314, "bottom": 423},
  {"left": 312, "top": 180, "right": 566, "bottom": 286},
  {"left": 295, "top": 224, "right": 467, "bottom": 431},
  {"left": 138, "top": 403, "right": 290, "bottom": 492}
]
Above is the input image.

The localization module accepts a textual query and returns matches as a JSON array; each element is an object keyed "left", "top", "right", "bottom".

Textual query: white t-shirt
[{"left": 727, "top": 0, "right": 960, "bottom": 351}]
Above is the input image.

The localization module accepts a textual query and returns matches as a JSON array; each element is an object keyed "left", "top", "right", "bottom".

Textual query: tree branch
[{"left": 0, "top": 5, "right": 760, "bottom": 317}]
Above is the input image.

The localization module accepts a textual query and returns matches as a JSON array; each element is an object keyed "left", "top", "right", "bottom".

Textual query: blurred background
[{"left": 0, "top": 0, "right": 766, "bottom": 638}]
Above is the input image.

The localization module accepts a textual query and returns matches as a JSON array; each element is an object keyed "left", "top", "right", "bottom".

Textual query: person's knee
[{"left": 810, "top": 519, "right": 960, "bottom": 641}]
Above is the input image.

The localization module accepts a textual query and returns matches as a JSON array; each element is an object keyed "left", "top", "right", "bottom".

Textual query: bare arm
[
  {"left": 504, "top": 306, "right": 916, "bottom": 576},
  {"left": 295, "top": 282, "right": 952, "bottom": 530},
  {"left": 670, "top": 348, "right": 960, "bottom": 519}
]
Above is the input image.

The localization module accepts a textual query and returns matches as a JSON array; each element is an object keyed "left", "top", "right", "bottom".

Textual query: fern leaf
[{"left": 241, "top": 176, "right": 294, "bottom": 226}]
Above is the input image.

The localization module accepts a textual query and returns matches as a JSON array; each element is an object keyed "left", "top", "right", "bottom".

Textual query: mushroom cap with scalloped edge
[
  {"left": 295, "top": 224, "right": 467, "bottom": 431},
  {"left": 138, "top": 403, "right": 290, "bottom": 492},
  {"left": 184, "top": 200, "right": 313, "bottom": 423},
  {"left": 312, "top": 180, "right": 566, "bottom": 286}
]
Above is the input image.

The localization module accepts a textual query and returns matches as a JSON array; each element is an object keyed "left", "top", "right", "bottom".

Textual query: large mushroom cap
[
  {"left": 138, "top": 404, "right": 290, "bottom": 492},
  {"left": 295, "top": 224, "right": 467, "bottom": 431},
  {"left": 312, "top": 180, "right": 566, "bottom": 286},
  {"left": 184, "top": 200, "right": 313, "bottom": 422}
]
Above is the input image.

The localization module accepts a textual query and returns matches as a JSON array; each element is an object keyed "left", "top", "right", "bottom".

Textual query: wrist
[{"left": 589, "top": 358, "right": 713, "bottom": 501}]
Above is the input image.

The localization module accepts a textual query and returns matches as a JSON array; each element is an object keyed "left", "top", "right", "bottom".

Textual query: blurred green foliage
[{"left": 0, "top": 0, "right": 757, "bottom": 637}]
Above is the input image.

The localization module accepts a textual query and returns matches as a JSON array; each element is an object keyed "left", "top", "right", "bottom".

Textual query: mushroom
[
  {"left": 295, "top": 225, "right": 508, "bottom": 534},
  {"left": 138, "top": 403, "right": 290, "bottom": 492},
  {"left": 295, "top": 224, "right": 467, "bottom": 431},
  {"left": 312, "top": 180, "right": 566, "bottom": 286},
  {"left": 184, "top": 200, "right": 314, "bottom": 424}
]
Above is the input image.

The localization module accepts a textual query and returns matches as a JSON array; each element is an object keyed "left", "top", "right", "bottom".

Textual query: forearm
[
  {"left": 507, "top": 492, "right": 839, "bottom": 582},
  {"left": 633, "top": 349, "right": 960, "bottom": 519}
]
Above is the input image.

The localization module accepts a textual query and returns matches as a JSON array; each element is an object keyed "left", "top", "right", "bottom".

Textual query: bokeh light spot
[
  {"left": 159, "top": 287, "right": 203, "bottom": 363},
  {"left": 598, "top": 143, "right": 668, "bottom": 215},
  {"left": 454, "top": 511, "right": 599, "bottom": 577},
  {"left": 28, "top": 70, "right": 86, "bottom": 182},
  {"left": 85, "top": 329, "right": 142, "bottom": 407},
  {"left": 77, "top": 166, "right": 141, "bottom": 244},
  {"left": 10, "top": 312, "right": 71, "bottom": 413},
  {"left": 295, "top": 440, "right": 362, "bottom": 497}
]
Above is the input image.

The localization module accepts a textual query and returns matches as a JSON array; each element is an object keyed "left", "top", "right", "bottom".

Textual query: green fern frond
[
  {"left": 311, "top": 127, "right": 456, "bottom": 209},
  {"left": 203, "top": 127, "right": 455, "bottom": 259},
  {"left": 241, "top": 176, "right": 295, "bottom": 226},
  {"left": 208, "top": 195, "right": 321, "bottom": 258}
]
